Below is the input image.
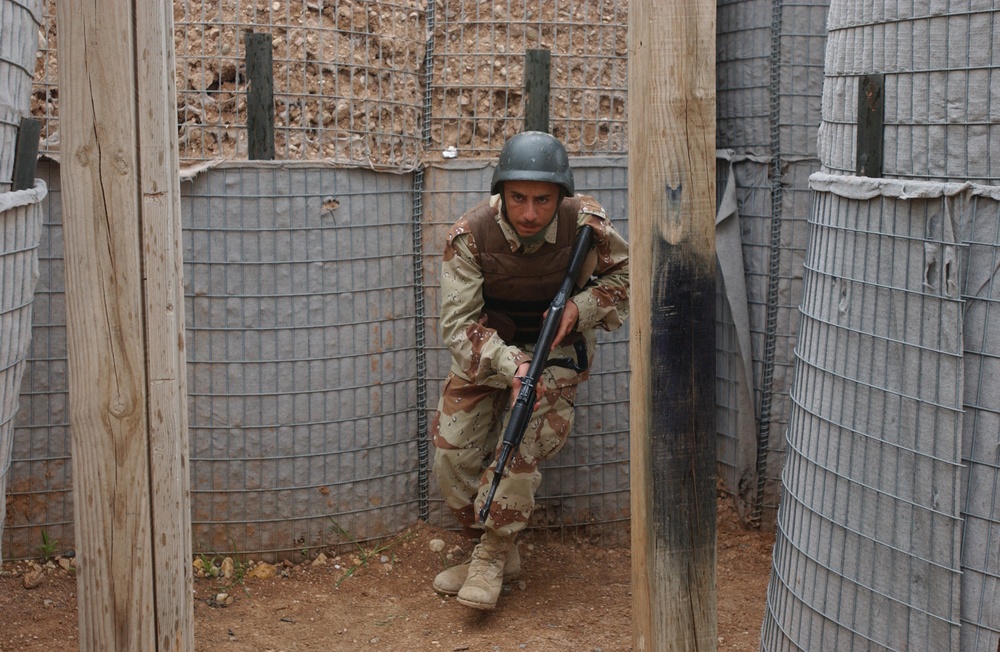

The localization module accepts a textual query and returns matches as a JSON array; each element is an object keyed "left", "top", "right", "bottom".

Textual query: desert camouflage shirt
[{"left": 441, "top": 193, "right": 630, "bottom": 387}]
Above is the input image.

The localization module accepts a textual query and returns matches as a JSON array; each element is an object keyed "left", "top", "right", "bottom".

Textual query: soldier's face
[{"left": 501, "top": 180, "right": 561, "bottom": 238}]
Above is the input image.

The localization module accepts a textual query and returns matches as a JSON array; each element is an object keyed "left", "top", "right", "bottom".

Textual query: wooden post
[
  {"left": 246, "top": 32, "right": 275, "bottom": 160},
  {"left": 524, "top": 49, "right": 551, "bottom": 133},
  {"left": 55, "top": 0, "right": 194, "bottom": 649},
  {"left": 628, "top": 0, "right": 717, "bottom": 650}
]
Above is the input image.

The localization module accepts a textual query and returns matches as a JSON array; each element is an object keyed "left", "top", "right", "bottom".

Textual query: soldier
[{"left": 431, "top": 131, "right": 630, "bottom": 610}]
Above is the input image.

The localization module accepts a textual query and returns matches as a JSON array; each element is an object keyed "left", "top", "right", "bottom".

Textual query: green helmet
[{"left": 490, "top": 131, "right": 575, "bottom": 197}]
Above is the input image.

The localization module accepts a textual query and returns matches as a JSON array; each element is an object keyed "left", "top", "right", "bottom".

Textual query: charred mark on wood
[{"left": 649, "top": 237, "right": 716, "bottom": 551}]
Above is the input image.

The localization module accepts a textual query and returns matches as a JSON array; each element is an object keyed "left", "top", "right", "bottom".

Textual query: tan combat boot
[
  {"left": 432, "top": 543, "right": 520, "bottom": 596},
  {"left": 455, "top": 531, "right": 515, "bottom": 610}
]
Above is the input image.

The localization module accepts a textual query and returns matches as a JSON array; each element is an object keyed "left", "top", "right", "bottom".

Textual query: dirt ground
[{"left": 0, "top": 494, "right": 773, "bottom": 652}]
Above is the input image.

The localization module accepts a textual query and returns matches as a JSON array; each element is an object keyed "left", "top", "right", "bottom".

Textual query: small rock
[
  {"left": 58, "top": 557, "right": 72, "bottom": 571},
  {"left": 312, "top": 552, "right": 328, "bottom": 567},
  {"left": 211, "top": 592, "right": 234, "bottom": 607},
  {"left": 22, "top": 569, "right": 43, "bottom": 589},
  {"left": 428, "top": 539, "right": 446, "bottom": 553},
  {"left": 220, "top": 557, "right": 235, "bottom": 580},
  {"left": 379, "top": 555, "right": 389, "bottom": 564},
  {"left": 246, "top": 562, "right": 277, "bottom": 580}
]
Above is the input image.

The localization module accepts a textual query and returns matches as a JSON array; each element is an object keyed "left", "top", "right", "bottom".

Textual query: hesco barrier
[
  {"left": 0, "top": 0, "right": 41, "bottom": 192},
  {"left": 763, "top": 174, "right": 1000, "bottom": 652},
  {"left": 762, "top": 0, "right": 1000, "bottom": 647},
  {"left": 0, "top": 180, "right": 46, "bottom": 565},
  {"left": 715, "top": 0, "right": 831, "bottom": 527},
  {"left": 3, "top": 157, "right": 629, "bottom": 561}
]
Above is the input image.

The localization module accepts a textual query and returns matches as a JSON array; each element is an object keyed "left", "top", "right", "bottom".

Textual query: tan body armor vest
[{"left": 467, "top": 196, "right": 583, "bottom": 345}]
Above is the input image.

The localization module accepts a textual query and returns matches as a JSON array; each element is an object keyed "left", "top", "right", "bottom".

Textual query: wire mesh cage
[
  {"left": 714, "top": 0, "right": 830, "bottom": 527},
  {"left": 762, "top": 0, "right": 1000, "bottom": 646},
  {"left": 29, "top": 0, "right": 628, "bottom": 166},
  {"left": 0, "top": 0, "right": 42, "bottom": 192},
  {"left": 426, "top": 0, "right": 628, "bottom": 157}
]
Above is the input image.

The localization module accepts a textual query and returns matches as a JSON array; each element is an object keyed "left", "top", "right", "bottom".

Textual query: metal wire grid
[
  {"left": 30, "top": 0, "right": 628, "bottom": 165},
  {"left": 761, "top": 188, "right": 966, "bottom": 651},
  {"left": 182, "top": 165, "right": 420, "bottom": 558},
  {"left": 29, "top": 0, "right": 427, "bottom": 167},
  {"left": 0, "top": 0, "right": 42, "bottom": 192},
  {"left": 426, "top": 0, "right": 627, "bottom": 158},
  {"left": 28, "top": 0, "right": 56, "bottom": 154},
  {"left": 957, "top": 193, "right": 1000, "bottom": 651},
  {"left": 774, "top": 0, "right": 828, "bottom": 158},
  {"left": 5, "top": 163, "right": 71, "bottom": 560},
  {"left": 715, "top": 0, "right": 830, "bottom": 525},
  {"left": 754, "top": 163, "right": 816, "bottom": 526},
  {"left": 717, "top": 0, "right": 773, "bottom": 151},
  {"left": 0, "top": 182, "right": 44, "bottom": 564},
  {"left": 532, "top": 162, "right": 630, "bottom": 537},
  {"left": 820, "top": 2, "right": 1000, "bottom": 184},
  {"left": 716, "top": 0, "right": 828, "bottom": 156},
  {"left": 419, "top": 159, "right": 631, "bottom": 540},
  {"left": 174, "top": 0, "right": 427, "bottom": 166}
]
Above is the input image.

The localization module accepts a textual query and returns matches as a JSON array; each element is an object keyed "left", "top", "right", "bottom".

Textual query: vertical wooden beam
[
  {"left": 137, "top": 0, "right": 196, "bottom": 649},
  {"left": 523, "top": 49, "right": 551, "bottom": 133},
  {"left": 628, "top": 0, "right": 717, "bottom": 650},
  {"left": 246, "top": 33, "right": 275, "bottom": 160},
  {"left": 55, "top": 0, "right": 193, "bottom": 649}
]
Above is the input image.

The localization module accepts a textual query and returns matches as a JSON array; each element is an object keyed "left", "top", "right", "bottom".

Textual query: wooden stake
[
  {"left": 628, "top": 0, "right": 718, "bottom": 650},
  {"left": 524, "top": 49, "right": 551, "bottom": 133},
  {"left": 856, "top": 74, "right": 884, "bottom": 178},
  {"left": 246, "top": 33, "right": 275, "bottom": 161},
  {"left": 55, "top": 0, "right": 193, "bottom": 648},
  {"left": 12, "top": 117, "right": 40, "bottom": 191}
]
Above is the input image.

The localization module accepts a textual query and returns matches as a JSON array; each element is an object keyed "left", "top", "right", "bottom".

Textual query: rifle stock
[{"left": 478, "top": 224, "right": 594, "bottom": 524}]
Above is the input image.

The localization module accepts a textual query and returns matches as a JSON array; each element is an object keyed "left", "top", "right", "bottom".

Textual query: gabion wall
[
  {"left": 29, "top": 0, "right": 628, "bottom": 166},
  {"left": 0, "top": 180, "right": 46, "bottom": 565},
  {"left": 715, "top": 0, "right": 831, "bottom": 527},
  {"left": 763, "top": 0, "right": 1000, "bottom": 648},
  {"left": 0, "top": 0, "right": 41, "bottom": 192},
  {"left": 3, "top": 158, "right": 631, "bottom": 560}
]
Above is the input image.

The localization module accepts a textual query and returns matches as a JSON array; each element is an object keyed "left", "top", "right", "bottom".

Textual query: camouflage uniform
[{"left": 432, "top": 193, "right": 629, "bottom": 538}]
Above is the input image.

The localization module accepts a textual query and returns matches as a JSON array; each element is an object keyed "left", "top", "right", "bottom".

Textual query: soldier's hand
[
  {"left": 549, "top": 300, "right": 580, "bottom": 349},
  {"left": 511, "top": 361, "right": 541, "bottom": 410}
]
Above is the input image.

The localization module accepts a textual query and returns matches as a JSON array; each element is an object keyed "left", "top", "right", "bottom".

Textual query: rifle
[{"left": 478, "top": 224, "right": 594, "bottom": 524}]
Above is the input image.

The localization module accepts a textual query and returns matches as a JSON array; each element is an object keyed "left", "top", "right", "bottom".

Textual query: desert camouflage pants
[{"left": 431, "top": 347, "right": 588, "bottom": 539}]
